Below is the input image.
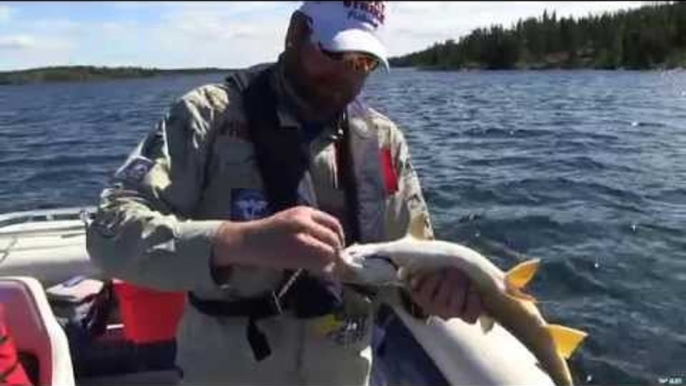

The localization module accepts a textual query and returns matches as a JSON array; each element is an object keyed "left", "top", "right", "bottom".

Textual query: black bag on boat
[
  {"left": 49, "top": 277, "right": 178, "bottom": 376},
  {"left": 47, "top": 276, "right": 114, "bottom": 340}
]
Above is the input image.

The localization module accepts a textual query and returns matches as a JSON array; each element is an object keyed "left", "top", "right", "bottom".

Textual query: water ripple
[{"left": 2, "top": 69, "right": 685, "bottom": 384}]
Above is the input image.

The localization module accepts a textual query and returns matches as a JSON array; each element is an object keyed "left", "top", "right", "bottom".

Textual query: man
[{"left": 86, "top": 1, "right": 482, "bottom": 385}]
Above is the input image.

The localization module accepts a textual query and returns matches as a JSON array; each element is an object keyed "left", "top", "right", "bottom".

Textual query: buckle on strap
[
  {"left": 268, "top": 290, "right": 283, "bottom": 315},
  {"left": 247, "top": 317, "right": 271, "bottom": 361},
  {"left": 187, "top": 269, "right": 302, "bottom": 319}
]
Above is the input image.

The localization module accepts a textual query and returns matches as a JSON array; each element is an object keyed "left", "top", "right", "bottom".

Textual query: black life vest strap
[
  {"left": 187, "top": 66, "right": 361, "bottom": 362},
  {"left": 335, "top": 112, "right": 361, "bottom": 244}
]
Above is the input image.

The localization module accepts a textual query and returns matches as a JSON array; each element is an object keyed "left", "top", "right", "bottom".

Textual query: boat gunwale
[{"left": 0, "top": 207, "right": 95, "bottom": 230}]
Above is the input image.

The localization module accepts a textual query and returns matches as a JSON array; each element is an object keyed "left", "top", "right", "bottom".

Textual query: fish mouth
[
  {"left": 366, "top": 255, "right": 398, "bottom": 270},
  {"left": 338, "top": 252, "right": 402, "bottom": 286}
]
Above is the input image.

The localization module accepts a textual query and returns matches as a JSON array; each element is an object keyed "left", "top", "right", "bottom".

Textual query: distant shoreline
[
  {"left": 408, "top": 63, "right": 686, "bottom": 72},
  {"left": 0, "top": 66, "right": 237, "bottom": 86},
  {"left": 3, "top": 63, "right": 683, "bottom": 87},
  {"left": 391, "top": 52, "right": 686, "bottom": 72}
]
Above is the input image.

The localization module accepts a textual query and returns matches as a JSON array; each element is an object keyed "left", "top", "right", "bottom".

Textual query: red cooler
[{"left": 112, "top": 280, "right": 186, "bottom": 344}]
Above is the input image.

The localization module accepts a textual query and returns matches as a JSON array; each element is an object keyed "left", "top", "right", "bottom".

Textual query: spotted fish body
[{"left": 338, "top": 227, "right": 587, "bottom": 386}]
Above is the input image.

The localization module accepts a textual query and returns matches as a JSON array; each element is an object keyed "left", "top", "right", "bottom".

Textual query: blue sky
[{"left": 0, "top": 1, "right": 646, "bottom": 71}]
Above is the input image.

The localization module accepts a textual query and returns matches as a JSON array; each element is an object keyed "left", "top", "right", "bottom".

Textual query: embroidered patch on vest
[
  {"left": 231, "top": 189, "right": 270, "bottom": 221},
  {"left": 113, "top": 156, "right": 154, "bottom": 184},
  {"left": 380, "top": 147, "right": 398, "bottom": 195}
]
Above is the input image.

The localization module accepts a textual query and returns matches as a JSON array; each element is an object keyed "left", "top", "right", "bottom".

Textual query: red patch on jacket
[
  {"left": 380, "top": 147, "right": 399, "bottom": 195},
  {"left": 0, "top": 304, "right": 33, "bottom": 386}
]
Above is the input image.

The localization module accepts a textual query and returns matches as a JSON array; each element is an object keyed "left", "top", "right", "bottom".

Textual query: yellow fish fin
[
  {"left": 479, "top": 313, "right": 495, "bottom": 333},
  {"left": 505, "top": 259, "right": 541, "bottom": 290},
  {"left": 312, "top": 314, "right": 345, "bottom": 336},
  {"left": 547, "top": 324, "right": 588, "bottom": 359},
  {"left": 507, "top": 286, "right": 538, "bottom": 303}
]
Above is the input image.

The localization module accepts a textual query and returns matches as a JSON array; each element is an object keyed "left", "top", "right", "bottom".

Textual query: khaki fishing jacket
[{"left": 86, "top": 61, "right": 434, "bottom": 385}]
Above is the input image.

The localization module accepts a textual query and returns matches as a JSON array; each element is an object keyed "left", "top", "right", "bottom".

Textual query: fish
[{"left": 335, "top": 214, "right": 588, "bottom": 386}]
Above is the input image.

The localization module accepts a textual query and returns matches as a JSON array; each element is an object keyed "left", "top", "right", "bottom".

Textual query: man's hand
[
  {"left": 409, "top": 268, "right": 482, "bottom": 323},
  {"left": 212, "top": 206, "right": 346, "bottom": 273}
]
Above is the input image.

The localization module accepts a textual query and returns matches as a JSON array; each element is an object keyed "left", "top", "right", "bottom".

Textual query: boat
[{"left": 0, "top": 207, "right": 556, "bottom": 385}]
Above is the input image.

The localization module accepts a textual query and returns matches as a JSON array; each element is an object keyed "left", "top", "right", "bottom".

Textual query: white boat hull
[{"left": 0, "top": 208, "right": 101, "bottom": 286}]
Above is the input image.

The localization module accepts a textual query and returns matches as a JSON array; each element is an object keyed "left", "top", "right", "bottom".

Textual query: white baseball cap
[{"left": 298, "top": 1, "right": 389, "bottom": 71}]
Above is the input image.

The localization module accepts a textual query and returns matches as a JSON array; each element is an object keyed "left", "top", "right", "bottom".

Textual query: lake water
[{"left": 1, "top": 68, "right": 685, "bottom": 384}]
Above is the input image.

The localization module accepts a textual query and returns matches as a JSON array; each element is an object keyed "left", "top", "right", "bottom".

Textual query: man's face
[{"left": 290, "top": 36, "right": 379, "bottom": 119}]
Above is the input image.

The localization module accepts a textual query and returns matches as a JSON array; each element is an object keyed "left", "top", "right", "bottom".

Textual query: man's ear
[{"left": 285, "top": 11, "right": 312, "bottom": 50}]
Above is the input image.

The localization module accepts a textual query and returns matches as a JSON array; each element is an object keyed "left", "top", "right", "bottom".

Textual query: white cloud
[
  {"left": 0, "top": 35, "right": 77, "bottom": 71},
  {"left": 0, "top": 34, "right": 74, "bottom": 52},
  {"left": 0, "top": 35, "right": 36, "bottom": 50},
  {"left": 96, "top": 21, "right": 141, "bottom": 37},
  {"left": 114, "top": 1, "right": 297, "bottom": 17},
  {"left": 26, "top": 19, "right": 84, "bottom": 35},
  {"left": 110, "top": 1, "right": 165, "bottom": 10},
  {"left": 172, "top": 1, "right": 294, "bottom": 13},
  {"left": 137, "top": 2, "right": 298, "bottom": 68},
  {"left": 0, "top": 5, "right": 11, "bottom": 24}
]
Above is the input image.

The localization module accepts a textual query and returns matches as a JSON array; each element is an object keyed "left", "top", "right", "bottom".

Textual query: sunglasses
[{"left": 319, "top": 45, "right": 380, "bottom": 74}]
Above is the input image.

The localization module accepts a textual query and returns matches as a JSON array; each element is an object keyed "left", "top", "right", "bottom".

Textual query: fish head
[
  {"left": 337, "top": 244, "right": 401, "bottom": 286},
  {"left": 343, "top": 243, "right": 383, "bottom": 262}
]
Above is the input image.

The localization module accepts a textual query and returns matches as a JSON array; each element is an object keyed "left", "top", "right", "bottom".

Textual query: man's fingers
[
  {"left": 406, "top": 268, "right": 483, "bottom": 323},
  {"left": 445, "top": 269, "right": 468, "bottom": 314},
  {"left": 310, "top": 209, "right": 346, "bottom": 247},
  {"left": 413, "top": 273, "right": 441, "bottom": 307},
  {"left": 304, "top": 217, "right": 343, "bottom": 252},
  {"left": 434, "top": 272, "right": 454, "bottom": 310},
  {"left": 296, "top": 233, "right": 337, "bottom": 270},
  {"left": 462, "top": 286, "right": 482, "bottom": 324}
]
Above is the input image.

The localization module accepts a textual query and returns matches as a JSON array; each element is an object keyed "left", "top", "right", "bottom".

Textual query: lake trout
[{"left": 336, "top": 214, "right": 588, "bottom": 386}]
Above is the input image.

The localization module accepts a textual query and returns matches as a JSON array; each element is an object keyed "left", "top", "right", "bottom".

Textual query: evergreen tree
[{"left": 388, "top": 1, "right": 686, "bottom": 70}]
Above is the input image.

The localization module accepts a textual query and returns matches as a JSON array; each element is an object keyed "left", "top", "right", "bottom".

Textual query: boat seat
[{"left": 0, "top": 276, "right": 75, "bottom": 386}]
